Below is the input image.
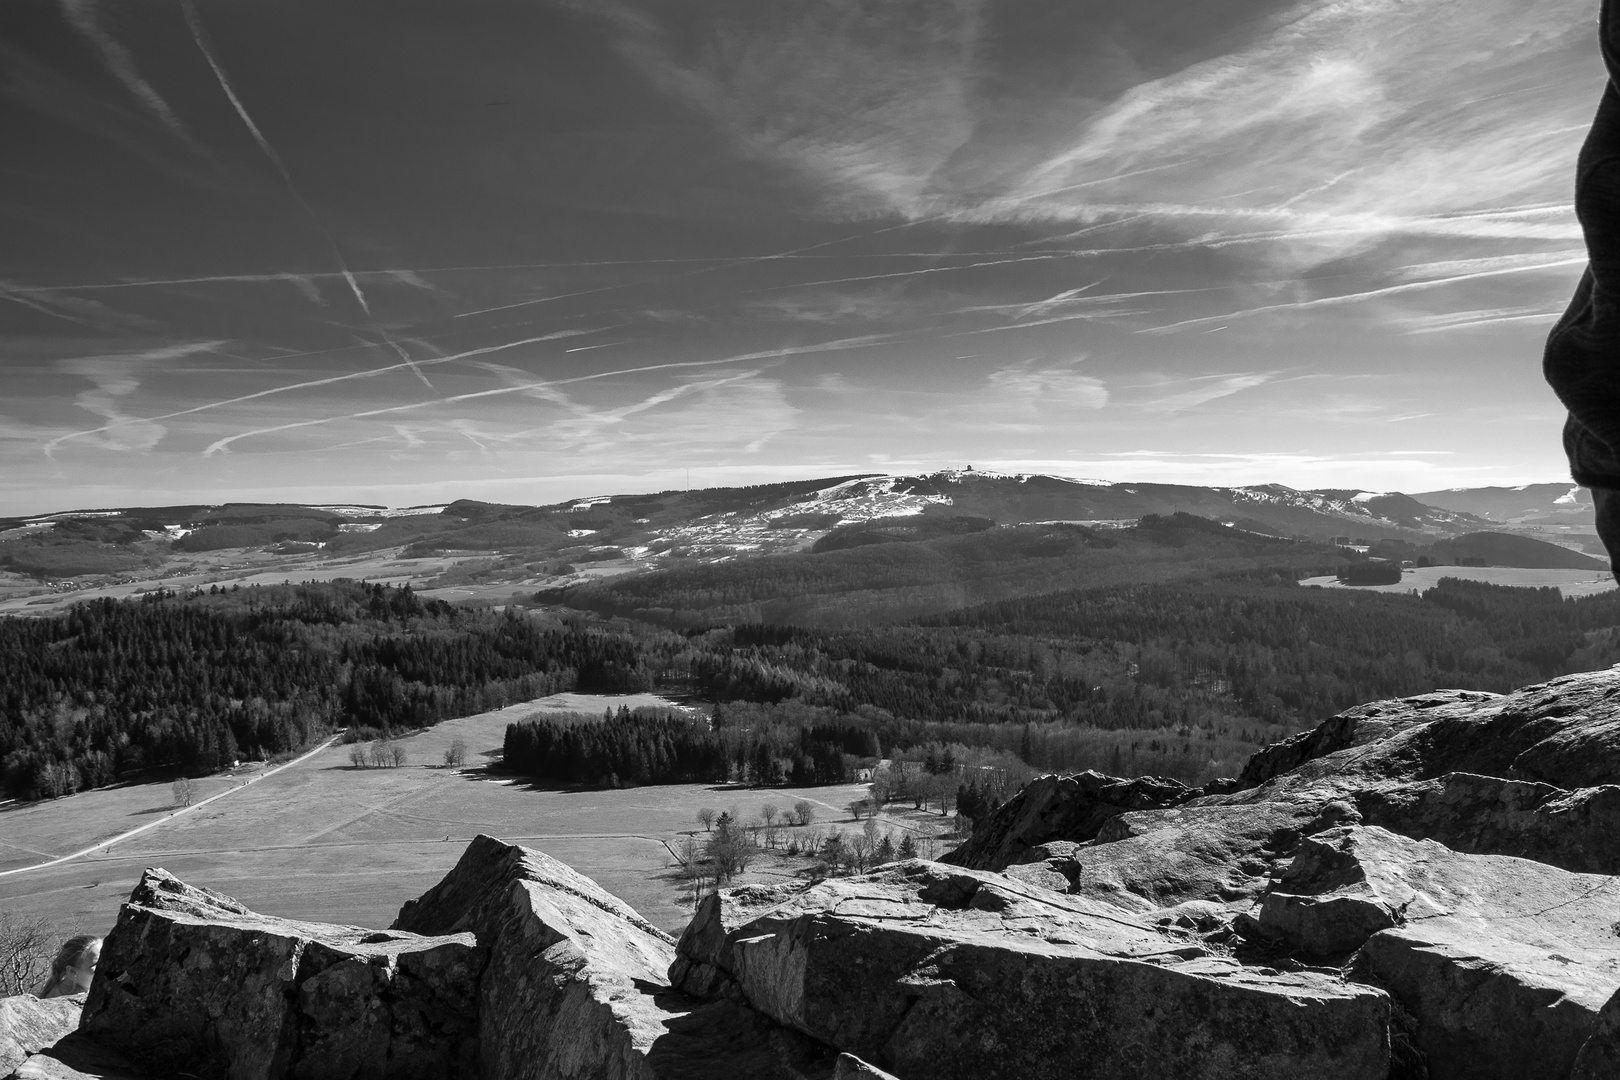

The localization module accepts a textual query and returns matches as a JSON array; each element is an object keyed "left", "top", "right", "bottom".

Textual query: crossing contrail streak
[
  {"left": 43, "top": 331, "right": 598, "bottom": 454},
  {"left": 180, "top": 0, "right": 371, "bottom": 316},
  {"left": 202, "top": 336, "right": 893, "bottom": 454},
  {"left": 378, "top": 336, "right": 436, "bottom": 391},
  {"left": 1138, "top": 257, "right": 1589, "bottom": 334}
]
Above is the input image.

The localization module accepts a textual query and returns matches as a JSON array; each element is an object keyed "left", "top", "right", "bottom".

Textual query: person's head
[{"left": 43, "top": 935, "right": 101, "bottom": 997}]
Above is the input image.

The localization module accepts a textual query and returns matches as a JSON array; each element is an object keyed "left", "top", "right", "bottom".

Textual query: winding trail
[{"left": 0, "top": 735, "right": 341, "bottom": 879}]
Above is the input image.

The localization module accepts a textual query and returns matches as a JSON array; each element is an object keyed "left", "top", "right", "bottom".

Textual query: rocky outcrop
[
  {"left": 0, "top": 996, "right": 82, "bottom": 1077},
  {"left": 80, "top": 867, "right": 485, "bottom": 1079},
  {"left": 934, "top": 669, "right": 1620, "bottom": 1079},
  {"left": 390, "top": 836, "right": 675, "bottom": 1080},
  {"left": 59, "top": 840, "right": 835, "bottom": 1080},
  {"left": 941, "top": 771, "right": 1194, "bottom": 870},
  {"left": 673, "top": 860, "right": 1390, "bottom": 1080}
]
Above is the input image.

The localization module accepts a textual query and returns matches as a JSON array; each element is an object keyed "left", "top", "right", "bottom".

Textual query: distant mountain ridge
[{"left": 0, "top": 471, "right": 1599, "bottom": 592}]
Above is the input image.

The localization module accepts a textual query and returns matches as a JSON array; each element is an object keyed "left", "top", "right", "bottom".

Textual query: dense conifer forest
[{"left": 0, "top": 582, "right": 658, "bottom": 800}]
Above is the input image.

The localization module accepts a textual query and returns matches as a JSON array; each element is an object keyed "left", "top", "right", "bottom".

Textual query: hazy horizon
[{"left": 1, "top": 0, "right": 1604, "bottom": 516}]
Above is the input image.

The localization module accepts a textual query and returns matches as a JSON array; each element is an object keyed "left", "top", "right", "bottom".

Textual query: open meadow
[
  {"left": 1300, "top": 565, "right": 1619, "bottom": 598},
  {"left": 0, "top": 693, "right": 938, "bottom": 943}
]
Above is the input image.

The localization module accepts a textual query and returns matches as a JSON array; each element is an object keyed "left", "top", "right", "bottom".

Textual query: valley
[{"left": 0, "top": 693, "right": 939, "bottom": 941}]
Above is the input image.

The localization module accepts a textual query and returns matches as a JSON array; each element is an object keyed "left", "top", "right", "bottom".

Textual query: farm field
[
  {"left": 0, "top": 694, "right": 925, "bottom": 943},
  {"left": 1300, "top": 565, "right": 1618, "bottom": 597},
  {"left": 0, "top": 549, "right": 489, "bottom": 616}
]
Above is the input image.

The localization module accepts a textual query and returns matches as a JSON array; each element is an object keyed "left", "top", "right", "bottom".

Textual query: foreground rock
[
  {"left": 946, "top": 669, "right": 1620, "bottom": 1079},
  {"left": 81, "top": 868, "right": 484, "bottom": 1079},
  {"left": 673, "top": 860, "right": 1390, "bottom": 1080},
  {"left": 942, "top": 772, "right": 1194, "bottom": 871},
  {"left": 392, "top": 834, "right": 834, "bottom": 1080},
  {"left": 0, "top": 996, "right": 82, "bottom": 1077},
  {"left": 67, "top": 839, "right": 835, "bottom": 1080},
  {"left": 1255, "top": 825, "right": 1620, "bottom": 1080}
]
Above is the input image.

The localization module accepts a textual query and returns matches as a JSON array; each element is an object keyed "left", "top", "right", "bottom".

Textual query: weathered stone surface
[
  {"left": 0, "top": 995, "right": 82, "bottom": 1077},
  {"left": 395, "top": 834, "right": 836, "bottom": 1080},
  {"left": 668, "top": 884, "right": 800, "bottom": 1000},
  {"left": 80, "top": 867, "right": 485, "bottom": 1080},
  {"left": 1251, "top": 826, "right": 1620, "bottom": 1079},
  {"left": 10, "top": 1032, "right": 141, "bottom": 1080},
  {"left": 681, "top": 860, "right": 1389, "bottom": 1080},
  {"left": 392, "top": 834, "right": 676, "bottom": 1080},
  {"left": 1572, "top": 985, "right": 1620, "bottom": 1080},
  {"left": 943, "top": 771, "right": 1195, "bottom": 871},
  {"left": 1358, "top": 771, "right": 1620, "bottom": 874},
  {"left": 1073, "top": 796, "right": 1349, "bottom": 912},
  {"left": 1235, "top": 690, "right": 1499, "bottom": 789}
]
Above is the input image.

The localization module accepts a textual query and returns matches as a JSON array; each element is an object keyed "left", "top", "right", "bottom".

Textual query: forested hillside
[
  {"left": 543, "top": 514, "right": 1351, "bottom": 627},
  {"left": 667, "top": 576, "right": 1620, "bottom": 781},
  {"left": 0, "top": 582, "right": 661, "bottom": 800}
]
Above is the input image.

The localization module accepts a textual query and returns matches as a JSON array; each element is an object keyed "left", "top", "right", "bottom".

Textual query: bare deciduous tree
[
  {"left": 0, "top": 911, "right": 51, "bottom": 996},
  {"left": 696, "top": 808, "right": 716, "bottom": 832},
  {"left": 172, "top": 777, "right": 196, "bottom": 808},
  {"left": 390, "top": 743, "right": 407, "bottom": 768},
  {"left": 349, "top": 744, "right": 368, "bottom": 769},
  {"left": 761, "top": 803, "right": 778, "bottom": 828},
  {"left": 368, "top": 741, "right": 391, "bottom": 768},
  {"left": 444, "top": 739, "right": 468, "bottom": 767},
  {"left": 792, "top": 800, "right": 815, "bottom": 827}
]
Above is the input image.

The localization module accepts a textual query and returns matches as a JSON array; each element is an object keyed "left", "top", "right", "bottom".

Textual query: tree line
[
  {"left": 501, "top": 704, "right": 871, "bottom": 788},
  {"left": 0, "top": 582, "right": 668, "bottom": 801}
]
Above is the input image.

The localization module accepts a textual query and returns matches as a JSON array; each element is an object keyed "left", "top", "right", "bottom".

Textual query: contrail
[
  {"left": 179, "top": 0, "right": 370, "bottom": 315},
  {"left": 377, "top": 336, "right": 435, "bottom": 391},
  {"left": 451, "top": 213, "right": 967, "bottom": 319},
  {"left": 43, "top": 330, "right": 599, "bottom": 454},
  {"left": 202, "top": 336, "right": 893, "bottom": 455},
  {"left": 744, "top": 255, "right": 1062, "bottom": 294},
  {"left": 1138, "top": 257, "right": 1589, "bottom": 334},
  {"left": 59, "top": 0, "right": 200, "bottom": 148},
  {"left": 6, "top": 249, "right": 1104, "bottom": 295}
]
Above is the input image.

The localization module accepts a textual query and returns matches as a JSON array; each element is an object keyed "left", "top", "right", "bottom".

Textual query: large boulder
[
  {"left": 943, "top": 771, "right": 1194, "bottom": 871},
  {"left": 1270, "top": 828, "right": 1620, "bottom": 1080},
  {"left": 393, "top": 834, "right": 835, "bottom": 1080},
  {"left": 0, "top": 995, "right": 82, "bottom": 1077},
  {"left": 80, "top": 868, "right": 485, "bottom": 1080},
  {"left": 390, "top": 834, "right": 677, "bottom": 1080},
  {"left": 674, "top": 860, "right": 1391, "bottom": 1080},
  {"left": 1251, "top": 822, "right": 1620, "bottom": 1080},
  {"left": 938, "top": 669, "right": 1620, "bottom": 1077}
]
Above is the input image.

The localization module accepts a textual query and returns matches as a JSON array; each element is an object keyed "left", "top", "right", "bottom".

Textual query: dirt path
[{"left": 0, "top": 735, "right": 342, "bottom": 879}]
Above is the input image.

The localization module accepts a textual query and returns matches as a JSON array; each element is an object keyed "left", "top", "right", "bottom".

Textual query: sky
[{"left": 0, "top": 0, "right": 1607, "bottom": 514}]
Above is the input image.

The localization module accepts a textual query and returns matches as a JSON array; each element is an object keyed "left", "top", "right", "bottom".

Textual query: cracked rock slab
[
  {"left": 678, "top": 861, "right": 1389, "bottom": 1080},
  {"left": 1255, "top": 825, "right": 1620, "bottom": 1080}
]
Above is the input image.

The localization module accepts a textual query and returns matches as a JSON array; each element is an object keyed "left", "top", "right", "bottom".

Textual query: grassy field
[
  {"left": 1300, "top": 565, "right": 1618, "bottom": 598},
  {"left": 0, "top": 695, "right": 938, "bottom": 944}
]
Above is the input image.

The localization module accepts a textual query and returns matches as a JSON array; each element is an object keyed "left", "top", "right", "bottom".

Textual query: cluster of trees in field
[
  {"left": 674, "top": 800, "right": 937, "bottom": 903},
  {"left": 0, "top": 582, "right": 667, "bottom": 800},
  {"left": 501, "top": 704, "right": 875, "bottom": 788}
]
